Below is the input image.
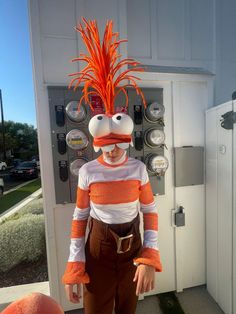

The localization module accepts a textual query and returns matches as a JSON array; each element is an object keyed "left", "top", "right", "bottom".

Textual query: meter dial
[
  {"left": 66, "top": 129, "right": 89, "bottom": 150},
  {"left": 66, "top": 101, "right": 87, "bottom": 123},
  {"left": 145, "top": 154, "right": 169, "bottom": 176},
  {"left": 70, "top": 158, "right": 88, "bottom": 176},
  {"left": 144, "top": 102, "right": 165, "bottom": 123},
  {"left": 144, "top": 128, "right": 165, "bottom": 148}
]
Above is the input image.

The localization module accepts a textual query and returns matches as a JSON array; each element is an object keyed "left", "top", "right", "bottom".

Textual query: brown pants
[{"left": 84, "top": 215, "right": 142, "bottom": 314}]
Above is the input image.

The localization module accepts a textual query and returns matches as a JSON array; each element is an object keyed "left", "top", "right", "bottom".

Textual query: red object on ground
[{"left": 1, "top": 293, "right": 64, "bottom": 314}]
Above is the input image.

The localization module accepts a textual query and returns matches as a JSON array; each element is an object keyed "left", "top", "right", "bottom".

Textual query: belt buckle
[{"left": 117, "top": 234, "right": 134, "bottom": 254}]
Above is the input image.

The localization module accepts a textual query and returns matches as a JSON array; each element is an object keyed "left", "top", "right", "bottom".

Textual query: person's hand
[
  {"left": 65, "top": 284, "right": 82, "bottom": 303},
  {"left": 133, "top": 264, "right": 155, "bottom": 296}
]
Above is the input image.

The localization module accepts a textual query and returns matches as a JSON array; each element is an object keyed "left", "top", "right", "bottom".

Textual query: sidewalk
[
  {"left": 0, "top": 284, "right": 224, "bottom": 313},
  {"left": 65, "top": 285, "right": 224, "bottom": 314}
]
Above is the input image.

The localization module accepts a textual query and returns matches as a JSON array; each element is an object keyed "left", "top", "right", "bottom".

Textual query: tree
[{"left": 0, "top": 121, "right": 38, "bottom": 161}]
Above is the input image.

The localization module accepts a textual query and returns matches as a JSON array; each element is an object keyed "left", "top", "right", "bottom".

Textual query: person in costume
[{"left": 62, "top": 18, "right": 162, "bottom": 314}]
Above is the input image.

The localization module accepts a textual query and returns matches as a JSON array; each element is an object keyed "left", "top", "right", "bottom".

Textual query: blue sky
[{"left": 0, "top": 0, "right": 36, "bottom": 127}]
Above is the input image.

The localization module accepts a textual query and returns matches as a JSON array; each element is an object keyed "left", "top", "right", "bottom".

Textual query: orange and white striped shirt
[{"left": 68, "top": 152, "right": 159, "bottom": 264}]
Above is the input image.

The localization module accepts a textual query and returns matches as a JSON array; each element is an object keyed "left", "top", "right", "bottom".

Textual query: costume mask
[{"left": 68, "top": 18, "right": 146, "bottom": 152}]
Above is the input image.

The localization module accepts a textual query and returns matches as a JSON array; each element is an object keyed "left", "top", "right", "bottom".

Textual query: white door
[
  {"left": 206, "top": 102, "right": 233, "bottom": 314},
  {"left": 173, "top": 80, "right": 208, "bottom": 291}
]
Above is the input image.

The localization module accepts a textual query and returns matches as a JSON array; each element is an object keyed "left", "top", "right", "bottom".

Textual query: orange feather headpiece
[
  {"left": 69, "top": 18, "right": 146, "bottom": 113},
  {"left": 68, "top": 18, "right": 146, "bottom": 151}
]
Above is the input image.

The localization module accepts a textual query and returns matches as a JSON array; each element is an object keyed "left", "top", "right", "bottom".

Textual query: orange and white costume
[
  {"left": 62, "top": 151, "right": 162, "bottom": 284},
  {"left": 62, "top": 19, "right": 162, "bottom": 312}
]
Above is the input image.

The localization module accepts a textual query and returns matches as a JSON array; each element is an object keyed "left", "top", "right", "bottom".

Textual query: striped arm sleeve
[
  {"left": 62, "top": 168, "right": 91, "bottom": 284},
  {"left": 134, "top": 164, "right": 162, "bottom": 272}
]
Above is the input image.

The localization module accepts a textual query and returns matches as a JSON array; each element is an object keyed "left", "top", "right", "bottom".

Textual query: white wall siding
[
  {"left": 220, "top": 0, "right": 236, "bottom": 63},
  {"left": 190, "top": 0, "right": 214, "bottom": 61},
  {"left": 127, "top": 0, "right": 152, "bottom": 59},
  {"left": 75, "top": 0, "right": 127, "bottom": 72},
  {"left": 215, "top": 0, "right": 236, "bottom": 105},
  {"left": 39, "top": 0, "right": 78, "bottom": 84},
  {"left": 127, "top": 0, "right": 215, "bottom": 71},
  {"left": 76, "top": 0, "right": 119, "bottom": 28},
  {"left": 41, "top": 37, "right": 77, "bottom": 84},
  {"left": 35, "top": 0, "right": 236, "bottom": 105},
  {"left": 39, "top": 0, "right": 77, "bottom": 38},
  {"left": 38, "top": 0, "right": 126, "bottom": 84},
  {"left": 157, "top": 0, "right": 186, "bottom": 61}
]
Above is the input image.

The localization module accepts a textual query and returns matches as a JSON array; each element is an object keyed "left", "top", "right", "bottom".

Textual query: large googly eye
[
  {"left": 88, "top": 114, "right": 110, "bottom": 137},
  {"left": 111, "top": 113, "right": 134, "bottom": 135}
]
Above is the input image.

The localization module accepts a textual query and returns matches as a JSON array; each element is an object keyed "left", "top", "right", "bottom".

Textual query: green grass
[{"left": 0, "top": 178, "right": 42, "bottom": 215}]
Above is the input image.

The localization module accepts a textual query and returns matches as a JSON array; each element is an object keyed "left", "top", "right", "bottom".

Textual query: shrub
[
  {"left": 0, "top": 213, "right": 46, "bottom": 272},
  {"left": 19, "top": 197, "right": 43, "bottom": 216},
  {"left": 0, "top": 197, "right": 43, "bottom": 225}
]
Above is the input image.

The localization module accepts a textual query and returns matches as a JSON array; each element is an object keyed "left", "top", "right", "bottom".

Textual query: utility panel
[
  {"left": 48, "top": 86, "right": 168, "bottom": 204},
  {"left": 174, "top": 146, "right": 204, "bottom": 187}
]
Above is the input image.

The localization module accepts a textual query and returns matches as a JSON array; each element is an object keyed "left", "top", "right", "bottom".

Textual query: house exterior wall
[
  {"left": 33, "top": 0, "right": 236, "bottom": 106},
  {"left": 215, "top": 0, "right": 236, "bottom": 105},
  {"left": 28, "top": 0, "right": 231, "bottom": 310}
]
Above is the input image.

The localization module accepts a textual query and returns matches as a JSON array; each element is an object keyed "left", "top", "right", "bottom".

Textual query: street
[{"left": 0, "top": 168, "right": 37, "bottom": 192}]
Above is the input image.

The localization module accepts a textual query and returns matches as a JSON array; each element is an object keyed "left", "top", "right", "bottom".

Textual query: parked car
[
  {"left": 12, "top": 159, "right": 22, "bottom": 168},
  {"left": 31, "top": 155, "right": 40, "bottom": 171},
  {"left": 0, "top": 177, "right": 4, "bottom": 195},
  {"left": 10, "top": 161, "right": 38, "bottom": 179},
  {"left": 0, "top": 161, "right": 7, "bottom": 171}
]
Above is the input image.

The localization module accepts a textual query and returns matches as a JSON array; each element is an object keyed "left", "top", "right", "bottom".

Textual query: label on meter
[{"left": 66, "top": 129, "right": 89, "bottom": 150}]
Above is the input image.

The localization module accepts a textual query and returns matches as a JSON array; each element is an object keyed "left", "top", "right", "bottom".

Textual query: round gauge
[
  {"left": 144, "top": 102, "right": 165, "bottom": 123},
  {"left": 144, "top": 128, "right": 165, "bottom": 148},
  {"left": 66, "top": 129, "right": 89, "bottom": 150},
  {"left": 145, "top": 154, "right": 169, "bottom": 175},
  {"left": 70, "top": 158, "right": 88, "bottom": 176},
  {"left": 66, "top": 101, "right": 87, "bottom": 123}
]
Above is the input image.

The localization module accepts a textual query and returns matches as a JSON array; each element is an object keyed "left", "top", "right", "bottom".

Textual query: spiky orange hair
[{"left": 68, "top": 18, "right": 146, "bottom": 114}]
